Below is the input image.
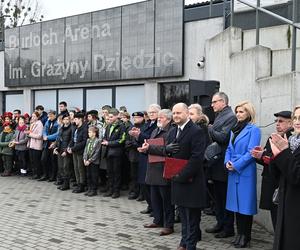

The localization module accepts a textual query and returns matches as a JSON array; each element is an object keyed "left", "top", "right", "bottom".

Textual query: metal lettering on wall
[{"left": 4, "top": 0, "right": 183, "bottom": 86}]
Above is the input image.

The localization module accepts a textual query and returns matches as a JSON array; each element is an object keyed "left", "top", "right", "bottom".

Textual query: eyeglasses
[
  {"left": 292, "top": 116, "right": 300, "bottom": 122},
  {"left": 148, "top": 111, "right": 158, "bottom": 114},
  {"left": 211, "top": 99, "right": 223, "bottom": 104},
  {"left": 275, "top": 119, "right": 287, "bottom": 123}
]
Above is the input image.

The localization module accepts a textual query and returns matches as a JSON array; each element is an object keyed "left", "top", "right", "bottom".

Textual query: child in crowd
[
  {"left": 11, "top": 116, "right": 28, "bottom": 175},
  {"left": 0, "top": 122, "right": 14, "bottom": 176},
  {"left": 83, "top": 126, "right": 101, "bottom": 197}
]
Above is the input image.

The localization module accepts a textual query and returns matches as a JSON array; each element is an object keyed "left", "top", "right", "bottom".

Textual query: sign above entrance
[{"left": 5, "top": 0, "right": 184, "bottom": 87}]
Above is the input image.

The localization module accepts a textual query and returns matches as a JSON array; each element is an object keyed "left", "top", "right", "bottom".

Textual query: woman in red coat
[{"left": 269, "top": 105, "right": 300, "bottom": 250}]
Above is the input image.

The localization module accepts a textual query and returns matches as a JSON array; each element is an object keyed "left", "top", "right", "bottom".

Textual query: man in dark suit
[
  {"left": 166, "top": 103, "right": 207, "bottom": 250},
  {"left": 205, "top": 92, "right": 237, "bottom": 238}
]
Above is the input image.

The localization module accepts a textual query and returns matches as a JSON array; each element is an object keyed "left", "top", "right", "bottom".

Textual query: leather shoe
[
  {"left": 111, "top": 192, "right": 120, "bottom": 199},
  {"left": 38, "top": 176, "right": 48, "bottom": 181},
  {"left": 140, "top": 208, "right": 152, "bottom": 214},
  {"left": 143, "top": 223, "right": 162, "bottom": 228},
  {"left": 232, "top": 234, "right": 241, "bottom": 246},
  {"left": 159, "top": 228, "right": 174, "bottom": 236},
  {"left": 205, "top": 225, "right": 222, "bottom": 234},
  {"left": 103, "top": 191, "right": 113, "bottom": 197},
  {"left": 235, "top": 235, "right": 250, "bottom": 248},
  {"left": 87, "top": 191, "right": 97, "bottom": 197},
  {"left": 215, "top": 231, "right": 235, "bottom": 238}
]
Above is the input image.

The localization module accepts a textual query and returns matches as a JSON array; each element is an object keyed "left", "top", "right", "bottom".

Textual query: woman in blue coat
[{"left": 224, "top": 101, "right": 261, "bottom": 248}]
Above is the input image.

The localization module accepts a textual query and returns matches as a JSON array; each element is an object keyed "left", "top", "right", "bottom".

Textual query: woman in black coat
[{"left": 269, "top": 105, "right": 300, "bottom": 250}]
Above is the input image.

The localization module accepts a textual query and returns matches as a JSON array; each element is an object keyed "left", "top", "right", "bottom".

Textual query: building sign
[{"left": 5, "top": 0, "right": 183, "bottom": 87}]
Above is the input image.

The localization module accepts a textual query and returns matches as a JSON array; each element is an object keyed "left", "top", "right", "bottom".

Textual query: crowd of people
[{"left": 0, "top": 93, "right": 299, "bottom": 250}]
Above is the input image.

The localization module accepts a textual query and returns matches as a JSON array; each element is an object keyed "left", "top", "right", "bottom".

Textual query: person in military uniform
[
  {"left": 102, "top": 108, "right": 126, "bottom": 198},
  {"left": 125, "top": 112, "right": 145, "bottom": 199}
]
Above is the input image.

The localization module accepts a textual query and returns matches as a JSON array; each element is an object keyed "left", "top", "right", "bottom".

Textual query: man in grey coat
[{"left": 205, "top": 92, "right": 237, "bottom": 238}]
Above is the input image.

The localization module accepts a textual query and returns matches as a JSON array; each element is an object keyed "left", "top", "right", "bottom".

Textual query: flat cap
[
  {"left": 132, "top": 112, "right": 144, "bottom": 117},
  {"left": 274, "top": 111, "right": 292, "bottom": 119}
]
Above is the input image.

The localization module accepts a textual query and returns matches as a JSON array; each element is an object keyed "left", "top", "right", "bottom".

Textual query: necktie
[{"left": 176, "top": 128, "right": 182, "bottom": 139}]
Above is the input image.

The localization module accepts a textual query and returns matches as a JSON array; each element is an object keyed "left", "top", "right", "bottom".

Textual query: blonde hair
[
  {"left": 188, "top": 103, "right": 203, "bottom": 115},
  {"left": 293, "top": 105, "right": 300, "bottom": 117},
  {"left": 235, "top": 101, "right": 256, "bottom": 123}
]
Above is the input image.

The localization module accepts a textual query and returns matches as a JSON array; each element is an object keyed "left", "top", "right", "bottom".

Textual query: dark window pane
[{"left": 160, "top": 82, "right": 189, "bottom": 109}]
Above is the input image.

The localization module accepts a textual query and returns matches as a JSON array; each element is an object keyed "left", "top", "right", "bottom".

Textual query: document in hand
[
  {"left": 163, "top": 157, "right": 188, "bottom": 179},
  {"left": 147, "top": 137, "right": 165, "bottom": 163}
]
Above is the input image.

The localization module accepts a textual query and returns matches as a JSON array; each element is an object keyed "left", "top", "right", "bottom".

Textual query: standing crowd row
[{"left": 0, "top": 93, "right": 299, "bottom": 250}]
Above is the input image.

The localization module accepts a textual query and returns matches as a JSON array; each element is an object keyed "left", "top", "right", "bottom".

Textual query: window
[
  {"left": 58, "top": 89, "right": 83, "bottom": 111},
  {"left": 115, "top": 85, "right": 145, "bottom": 114},
  {"left": 34, "top": 90, "right": 56, "bottom": 112},
  {"left": 86, "top": 88, "right": 112, "bottom": 111}
]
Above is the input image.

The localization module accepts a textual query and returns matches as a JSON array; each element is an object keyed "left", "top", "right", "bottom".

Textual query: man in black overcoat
[{"left": 166, "top": 103, "right": 207, "bottom": 250}]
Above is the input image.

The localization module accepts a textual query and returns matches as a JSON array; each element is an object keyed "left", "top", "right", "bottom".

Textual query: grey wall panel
[
  {"left": 19, "top": 23, "right": 41, "bottom": 86},
  {"left": 41, "top": 19, "right": 65, "bottom": 84},
  {"left": 65, "top": 13, "right": 92, "bottom": 83},
  {"left": 5, "top": 27, "right": 20, "bottom": 86},
  {"left": 92, "top": 7, "right": 122, "bottom": 81},
  {"left": 121, "top": 1, "right": 155, "bottom": 79},
  {"left": 155, "top": 0, "right": 183, "bottom": 77}
]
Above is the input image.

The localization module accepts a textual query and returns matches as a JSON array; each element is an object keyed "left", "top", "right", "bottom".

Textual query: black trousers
[
  {"left": 87, "top": 163, "right": 99, "bottom": 191},
  {"left": 270, "top": 205, "right": 278, "bottom": 230},
  {"left": 16, "top": 150, "right": 27, "bottom": 171},
  {"left": 141, "top": 184, "right": 152, "bottom": 209},
  {"left": 213, "top": 180, "right": 234, "bottom": 232},
  {"left": 106, "top": 156, "right": 122, "bottom": 193},
  {"left": 236, "top": 213, "right": 253, "bottom": 240},
  {"left": 29, "top": 149, "right": 42, "bottom": 177},
  {"left": 151, "top": 185, "right": 174, "bottom": 228},
  {"left": 41, "top": 148, "right": 58, "bottom": 179},
  {"left": 179, "top": 207, "right": 201, "bottom": 250},
  {"left": 129, "top": 161, "right": 139, "bottom": 194},
  {"left": 121, "top": 153, "right": 130, "bottom": 187}
]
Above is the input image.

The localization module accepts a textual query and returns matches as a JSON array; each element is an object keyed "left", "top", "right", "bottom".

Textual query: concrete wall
[
  {"left": 272, "top": 48, "right": 300, "bottom": 75},
  {"left": 243, "top": 25, "right": 300, "bottom": 51}
]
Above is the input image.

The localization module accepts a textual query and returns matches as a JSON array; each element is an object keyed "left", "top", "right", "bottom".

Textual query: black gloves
[{"left": 165, "top": 143, "right": 180, "bottom": 154}]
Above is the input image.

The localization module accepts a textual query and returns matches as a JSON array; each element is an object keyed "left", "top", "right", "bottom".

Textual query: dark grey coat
[
  {"left": 208, "top": 106, "right": 237, "bottom": 182},
  {"left": 145, "top": 123, "right": 172, "bottom": 186},
  {"left": 270, "top": 146, "right": 300, "bottom": 250},
  {"left": 83, "top": 138, "right": 102, "bottom": 165}
]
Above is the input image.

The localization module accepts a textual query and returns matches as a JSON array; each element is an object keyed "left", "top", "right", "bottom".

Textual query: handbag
[
  {"left": 204, "top": 142, "right": 222, "bottom": 162},
  {"left": 272, "top": 188, "right": 279, "bottom": 205}
]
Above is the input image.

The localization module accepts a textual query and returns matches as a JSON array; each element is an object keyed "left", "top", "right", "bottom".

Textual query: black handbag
[{"left": 204, "top": 142, "right": 222, "bottom": 162}]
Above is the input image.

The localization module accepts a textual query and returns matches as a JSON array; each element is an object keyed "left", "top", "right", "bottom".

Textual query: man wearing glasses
[
  {"left": 205, "top": 92, "right": 237, "bottom": 238},
  {"left": 251, "top": 110, "right": 293, "bottom": 230}
]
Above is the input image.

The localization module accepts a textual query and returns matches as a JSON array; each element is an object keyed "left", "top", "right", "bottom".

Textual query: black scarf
[{"left": 231, "top": 119, "right": 250, "bottom": 144}]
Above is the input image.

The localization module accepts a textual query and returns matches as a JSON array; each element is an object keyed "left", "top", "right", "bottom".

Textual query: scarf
[
  {"left": 3, "top": 127, "right": 12, "bottom": 134},
  {"left": 17, "top": 124, "right": 27, "bottom": 132},
  {"left": 289, "top": 134, "right": 300, "bottom": 153},
  {"left": 231, "top": 119, "right": 249, "bottom": 144}
]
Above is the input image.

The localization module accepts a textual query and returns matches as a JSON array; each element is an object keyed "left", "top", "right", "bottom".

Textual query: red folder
[
  {"left": 147, "top": 138, "right": 165, "bottom": 163},
  {"left": 163, "top": 157, "right": 188, "bottom": 179}
]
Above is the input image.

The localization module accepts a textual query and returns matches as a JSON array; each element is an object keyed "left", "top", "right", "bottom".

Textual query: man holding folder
[{"left": 167, "top": 103, "right": 207, "bottom": 250}]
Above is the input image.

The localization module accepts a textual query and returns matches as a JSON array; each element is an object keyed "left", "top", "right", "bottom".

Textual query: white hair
[
  {"left": 158, "top": 109, "right": 172, "bottom": 120},
  {"left": 148, "top": 104, "right": 161, "bottom": 112}
]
